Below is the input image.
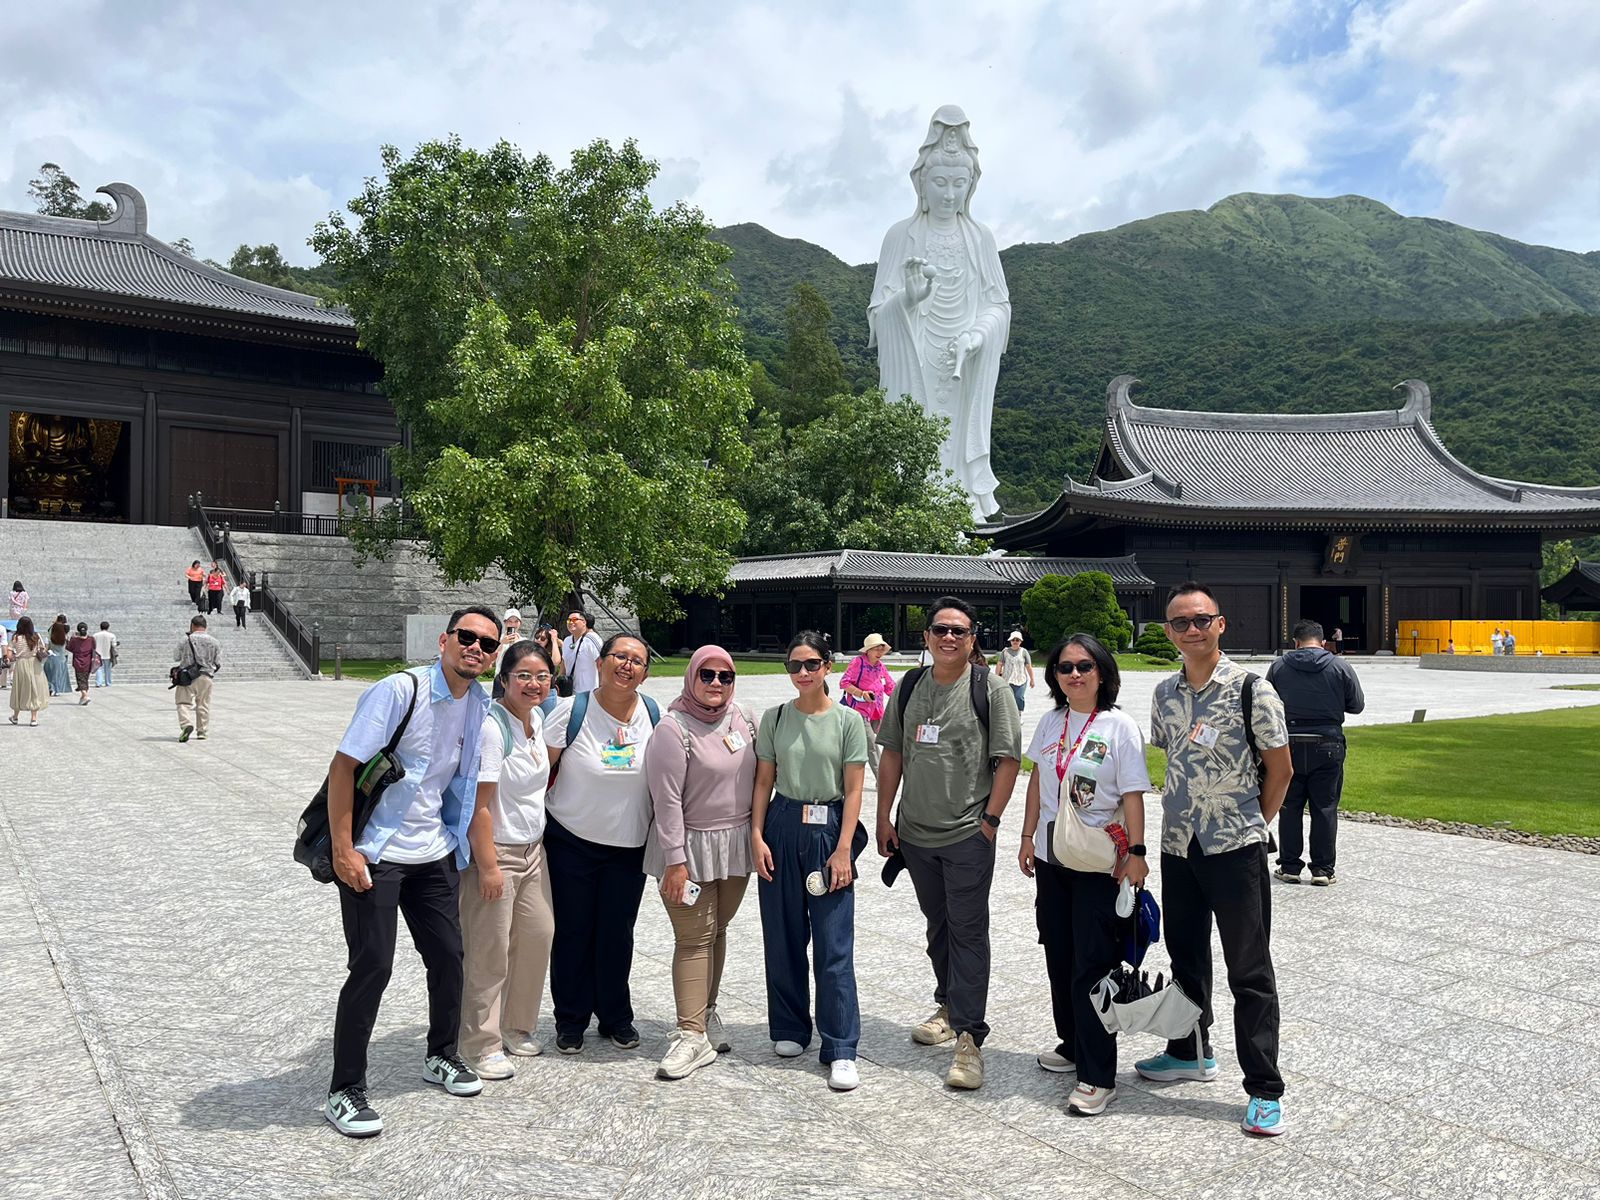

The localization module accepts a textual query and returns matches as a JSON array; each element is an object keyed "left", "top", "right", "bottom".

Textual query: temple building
[
  {"left": 0, "top": 183, "right": 391, "bottom": 524},
  {"left": 980, "top": 376, "right": 1600, "bottom": 653}
]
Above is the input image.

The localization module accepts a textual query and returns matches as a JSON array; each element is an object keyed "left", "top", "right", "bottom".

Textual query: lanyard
[{"left": 1054, "top": 708, "right": 1098, "bottom": 784}]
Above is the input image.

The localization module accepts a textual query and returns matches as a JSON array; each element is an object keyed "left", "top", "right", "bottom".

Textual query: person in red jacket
[{"left": 205, "top": 563, "right": 227, "bottom": 615}]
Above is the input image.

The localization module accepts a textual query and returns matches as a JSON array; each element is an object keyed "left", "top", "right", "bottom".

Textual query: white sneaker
[
  {"left": 1037, "top": 1048, "right": 1076, "bottom": 1074},
  {"left": 325, "top": 1086, "right": 383, "bottom": 1138},
  {"left": 502, "top": 1030, "right": 542, "bottom": 1057},
  {"left": 1068, "top": 1082, "right": 1117, "bottom": 1115},
  {"left": 706, "top": 1005, "right": 731, "bottom": 1053},
  {"left": 657, "top": 1030, "right": 717, "bottom": 1080},
  {"left": 474, "top": 1052, "right": 515, "bottom": 1080},
  {"left": 828, "top": 1059, "right": 860, "bottom": 1091},
  {"left": 773, "top": 1040, "right": 806, "bottom": 1058},
  {"left": 912, "top": 1004, "right": 957, "bottom": 1045}
]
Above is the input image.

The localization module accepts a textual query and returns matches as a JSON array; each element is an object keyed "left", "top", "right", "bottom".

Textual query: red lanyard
[{"left": 1054, "top": 709, "right": 1098, "bottom": 784}]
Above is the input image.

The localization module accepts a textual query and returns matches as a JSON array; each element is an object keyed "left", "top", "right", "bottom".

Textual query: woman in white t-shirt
[
  {"left": 1017, "top": 633, "right": 1152, "bottom": 1117},
  {"left": 459, "top": 641, "right": 555, "bottom": 1081},
  {"left": 542, "top": 633, "right": 659, "bottom": 1054}
]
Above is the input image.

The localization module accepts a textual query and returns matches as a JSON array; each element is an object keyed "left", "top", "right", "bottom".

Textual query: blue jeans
[
  {"left": 1010, "top": 683, "right": 1026, "bottom": 711},
  {"left": 757, "top": 795, "right": 866, "bottom": 1063},
  {"left": 95, "top": 662, "right": 112, "bottom": 687}
]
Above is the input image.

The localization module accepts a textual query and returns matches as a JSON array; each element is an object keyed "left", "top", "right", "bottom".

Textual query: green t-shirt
[
  {"left": 756, "top": 701, "right": 869, "bottom": 802},
  {"left": 878, "top": 666, "right": 1023, "bottom": 848}
]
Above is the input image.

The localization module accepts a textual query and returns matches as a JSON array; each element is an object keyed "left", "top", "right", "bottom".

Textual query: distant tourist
[
  {"left": 1268, "top": 620, "right": 1365, "bottom": 887},
  {"left": 1331, "top": 626, "right": 1343, "bottom": 655},
  {"left": 534, "top": 624, "right": 563, "bottom": 685},
  {"left": 185, "top": 561, "right": 205, "bottom": 612},
  {"left": 995, "top": 630, "right": 1036, "bottom": 711},
  {"left": 1491, "top": 628, "right": 1504, "bottom": 655},
  {"left": 66, "top": 621, "right": 96, "bottom": 706},
  {"left": 559, "top": 610, "right": 604, "bottom": 695},
  {"left": 491, "top": 608, "right": 527, "bottom": 700},
  {"left": 7, "top": 616, "right": 48, "bottom": 726},
  {"left": 459, "top": 640, "right": 555, "bottom": 1082},
  {"left": 93, "top": 621, "right": 118, "bottom": 687},
  {"left": 230, "top": 580, "right": 251, "bottom": 629},
  {"left": 645, "top": 645, "right": 757, "bottom": 1081},
  {"left": 321, "top": 606, "right": 499, "bottom": 1138},
  {"left": 8, "top": 580, "right": 27, "bottom": 618},
  {"left": 1504, "top": 631, "right": 1517, "bottom": 656},
  {"left": 876, "top": 595, "right": 1022, "bottom": 1092},
  {"left": 752, "top": 631, "right": 869, "bottom": 1091},
  {"left": 172, "top": 615, "right": 222, "bottom": 741},
  {"left": 1445, "top": 639, "right": 1456, "bottom": 655},
  {"left": 205, "top": 563, "right": 227, "bottom": 615},
  {"left": 840, "top": 632, "right": 895, "bottom": 779},
  {"left": 1145, "top": 581, "right": 1291, "bottom": 1137},
  {"left": 45, "top": 615, "right": 72, "bottom": 695}
]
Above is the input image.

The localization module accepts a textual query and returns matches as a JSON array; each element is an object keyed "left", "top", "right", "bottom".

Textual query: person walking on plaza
[
  {"left": 323, "top": 606, "right": 499, "bottom": 1138},
  {"left": 45, "top": 615, "right": 72, "bottom": 696},
  {"left": 205, "top": 563, "right": 227, "bottom": 615},
  {"left": 230, "top": 579, "right": 251, "bottom": 629},
  {"left": 876, "top": 596, "right": 1022, "bottom": 1091},
  {"left": 8, "top": 616, "right": 49, "bottom": 726},
  {"left": 840, "top": 632, "right": 895, "bottom": 780},
  {"left": 1017, "top": 633, "right": 1152, "bottom": 1115},
  {"left": 1268, "top": 620, "right": 1365, "bottom": 887},
  {"left": 172, "top": 615, "right": 222, "bottom": 741},
  {"left": 459, "top": 640, "right": 556, "bottom": 1082},
  {"left": 1143, "top": 581, "right": 1292, "bottom": 1137},
  {"left": 185, "top": 561, "right": 204, "bottom": 612},
  {"left": 559, "top": 610, "right": 604, "bottom": 695},
  {"left": 92, "top": 621, "right": 118, "bottom": 687},
  {"left": 996, "top": 631, "right": 1036, "bottom": 712},
  {"left": 542, "top": 634, "right": 660, "bottom": 1054},
  {"left": 66, "top": 621, "right": 96, "bottom": 706},
  {"left": 752, "top": 631, "right": 869, "bottom": 1091},
  {"left": 9, "top": 580, "right": 28, "bottom": 619},
  {"left": 646, "top": 645, "right": 758, "bottom": 1081}
]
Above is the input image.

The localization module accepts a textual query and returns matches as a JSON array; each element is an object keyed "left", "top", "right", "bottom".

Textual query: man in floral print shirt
[{"left": 1141, "top": 581, "right": 1293, "bottom": 1138}]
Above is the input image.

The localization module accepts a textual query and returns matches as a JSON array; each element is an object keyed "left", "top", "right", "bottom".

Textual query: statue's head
[{"left": 910, "top": 105, "right": 981, "bottom": 218}]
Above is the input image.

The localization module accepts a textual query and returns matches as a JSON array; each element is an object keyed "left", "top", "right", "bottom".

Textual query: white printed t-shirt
[
  {"left": 544, "top": 694, "right": 656, "bottom": 848},
  {"left": 479, "top": 705, "right": 549, "bottom": 845},
  {"left": 1025, "top": 705, "right": 1151, "bottom": 864}
]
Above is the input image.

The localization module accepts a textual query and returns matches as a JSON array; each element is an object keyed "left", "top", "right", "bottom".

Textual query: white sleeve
[
  {"left": 479, "top": 713, "right": 506, "bottom": 783},
  {"left": 1111, "top": 713, "right": 1153, "bottom": 795},
  {"left": 1025, "top": 709, "right": 1057, "bottom": 762},
  {"left": 545, "top": 699, "right": 575, "bottom": 749}
]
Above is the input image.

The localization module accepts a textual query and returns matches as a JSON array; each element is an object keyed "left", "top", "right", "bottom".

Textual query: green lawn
[{"left": 1554, "top": 683, "right": 1600, "bottom": 692}]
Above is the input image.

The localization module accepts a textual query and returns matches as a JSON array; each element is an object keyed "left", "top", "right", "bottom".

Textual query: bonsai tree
[
  {"left": 1021, "top": 572, "right": 1133, "bottom": 652},
  {"left": 1133, "top": 620, "right": 1179, "bottom": 661}
]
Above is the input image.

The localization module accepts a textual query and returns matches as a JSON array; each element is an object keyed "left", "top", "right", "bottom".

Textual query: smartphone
[{"left": 681, "top": 880, "right": 702, "bottom": 906}]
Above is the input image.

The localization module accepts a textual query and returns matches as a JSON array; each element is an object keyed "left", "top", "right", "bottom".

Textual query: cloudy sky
[{"left": 3, "top": 0, "right": 1596, "bottom": 266}]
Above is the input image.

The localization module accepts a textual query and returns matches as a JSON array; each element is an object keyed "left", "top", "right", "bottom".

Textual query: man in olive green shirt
[{"left": 876, "top": 597, "right": 1021, "bottom": 1090}]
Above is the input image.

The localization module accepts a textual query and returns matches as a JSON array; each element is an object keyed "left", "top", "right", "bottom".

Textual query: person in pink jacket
[{"left": 840, "top": 632, "right": 896, "bottom": 779}]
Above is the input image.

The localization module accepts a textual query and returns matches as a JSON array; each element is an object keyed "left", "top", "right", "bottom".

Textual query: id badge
[
  {"left": 802, "top": 804, "right": 831, "bottom": 825},
  {"left": 1189, "top": 721, "right": 1221, "bottom": 749},
  {"left": 915, "top": 723, "right": 942, "bottom": 745},
  {"left": 615, "top": 725, "right": 639, "bottom": 746},
  {"left": 724, "top": 730, "right": 747, "bottom": 753}
]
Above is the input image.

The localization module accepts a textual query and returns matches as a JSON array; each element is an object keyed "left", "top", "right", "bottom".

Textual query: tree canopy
[
  {"left": 312, "top": 136, "right": 753, "bottom": 619},
  {"left": 221, "top": 244, "right": 343, "bottom": 301},
  {"left": 1022, "top": 572, "right": 1132, "bottom": 652},
  {"left": 27, "top": 163, "right": 111, "bottom": 220}
]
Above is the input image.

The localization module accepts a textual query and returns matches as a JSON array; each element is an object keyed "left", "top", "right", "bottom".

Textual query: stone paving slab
[{"left": 3, "top": 672, "right": 1600, "bottom": 1199}]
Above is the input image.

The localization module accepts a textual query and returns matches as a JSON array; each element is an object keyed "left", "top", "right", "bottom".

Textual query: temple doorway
[
  {"left": 7, "top": 410, "right": 132, "bottom": 520},
  {"left": 1298, "top": 584, "right": 1369, "bottom": 653}
]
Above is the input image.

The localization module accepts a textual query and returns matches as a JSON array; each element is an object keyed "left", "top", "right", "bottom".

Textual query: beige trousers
[
  {"left": 663, "top": 875, "right": 749, "bottom": 1034},
  {"left": 176, "top": 674, "right": 213, "bottom": 734},
  {"left": 458, "top": 841, "right": 555, "bottom": 1060}
]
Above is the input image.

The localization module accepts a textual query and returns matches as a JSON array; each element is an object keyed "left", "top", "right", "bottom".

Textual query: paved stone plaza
[{"left": 6, "top": 661, "right": 1600, "bottom": 1199}]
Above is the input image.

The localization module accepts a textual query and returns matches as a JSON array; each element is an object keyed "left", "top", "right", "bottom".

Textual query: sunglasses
[
  {"left": 697, "top": 668, "right": 737, "bottom": 686},
  {"left": 509, "top": 670, "right": 553, "bottom": 685},
  {"left": 927, "top": 623, "right": 973, "bottom": 639},
  {"left": 1053, "top": 660, "right": 1098, "bottom": 676},
  {"left": 1165, "top": 614, "right": 1221, "bottom": 633},
  {"left": 785, "top": 658, "right": 826, "bottom": 674},
  {"left": 451, "top": 628, "right": 501, "bottom": 654}
]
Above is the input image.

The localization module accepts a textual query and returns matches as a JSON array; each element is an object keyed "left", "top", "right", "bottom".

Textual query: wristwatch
[
  {"left": 982, "top": 812, "right": 1001, "bottom": 830},
  {"left": 1127, "top": 843, "right": 1147, "bottom": 857}
]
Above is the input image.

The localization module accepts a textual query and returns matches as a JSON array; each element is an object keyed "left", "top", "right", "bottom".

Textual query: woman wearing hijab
[{"left": 644, "top": 645, "right": 758, "bottom": 1080}]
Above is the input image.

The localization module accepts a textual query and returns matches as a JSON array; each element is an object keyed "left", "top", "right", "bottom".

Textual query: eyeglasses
[
  {"left": 1053, "top": 660, "right": 1097, "bottom": 676},
  {"left": 927, "top": 623, "right": 973, "bottom": 639},
  {"left": 697, "top": 668, "right": 737, "bottom": 686},
  {"left": 1165, "top": 614, "right": 1221, "bottom": 633},
  {"left": 607, "top": 652, "right": 648, "bottom": 669},
  {"left": 510, "top": 670, "right": 553, "bottom": 685},
  {"left": 451, "top": 628, "right": 501, "bottom": 653},
  {"left": 785, "top": 658, "right": 826, "bottom": 674}
]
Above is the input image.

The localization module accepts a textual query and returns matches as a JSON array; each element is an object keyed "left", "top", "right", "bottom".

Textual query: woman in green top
[{"left": 751, "top": 630, "right": 869, "bottom": 1091}]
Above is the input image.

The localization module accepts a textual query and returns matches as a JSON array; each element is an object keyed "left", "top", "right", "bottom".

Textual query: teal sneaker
[
  {"left": 1242, "top": 1096, "right": 1287, "bottom": 1136},
  {"left": 1134, "top": 1052, "right": 1219, "bottom": 1082}
]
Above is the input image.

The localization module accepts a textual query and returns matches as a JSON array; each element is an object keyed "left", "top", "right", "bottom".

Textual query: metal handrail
[
  {"left": 188, "top": 494, "right": 321, "bottom": 676},
  {"left": 199, "top": 503, "right": 423, "bottom": 540}
]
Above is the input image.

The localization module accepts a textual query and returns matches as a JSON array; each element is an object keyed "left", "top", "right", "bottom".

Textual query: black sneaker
[
  {"left": 325, "top": 1086, "right": 383, "bottom": 1138},
  {"left": 1309, "top": 871, "right": 1337, "bottom": 887},
  {"left": 607, "top": 1025, "right": 641, "bottom": 1050},
  {"left": 178, "top": 725, "right": 193, "bottom": 743},
  {"left": 422, "top": 1053, "right": 483, "bottom": 1096},
  {"left": 556, "top": 1031, "right": 584, "bottom": 1055}
]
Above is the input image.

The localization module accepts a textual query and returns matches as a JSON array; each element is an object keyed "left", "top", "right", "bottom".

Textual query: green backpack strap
[
  {"left": 488, "top": 703, "right": 515, "bottom": 757},
  {"left": 565, "top": 690, "right": 658, "bottom": 745}
]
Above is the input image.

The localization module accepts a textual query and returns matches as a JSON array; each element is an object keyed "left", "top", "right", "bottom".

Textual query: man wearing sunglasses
[
  {"left": 1144, "top": 582, "right": 1292, "bottom": 1138},
  {"left": 321, "top": 605, "right": 500, "bottom": 1138},
  {"left": 876, "top": 595, "right": 1021, "bottom": 1091},
  {"left": 561, "top": 610, "right": 604, "bottom": 695}
]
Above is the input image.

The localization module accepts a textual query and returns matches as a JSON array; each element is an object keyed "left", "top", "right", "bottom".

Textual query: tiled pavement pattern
[{"left": 5, "top": 663, "right": 1600, "bottom": 1200}]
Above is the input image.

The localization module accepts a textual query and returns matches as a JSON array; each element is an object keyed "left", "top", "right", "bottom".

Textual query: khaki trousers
[
  {"left": 458, "top": 841, "right": 554, "bottom": 1061},
  {"left": 176, "top": 675, "right": 213, "bottom": 735},
  {"left": 663, "top": 875, "right": 749, "bottom": 1034}
]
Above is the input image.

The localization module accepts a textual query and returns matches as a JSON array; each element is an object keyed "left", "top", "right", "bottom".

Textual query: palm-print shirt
[{"left": 1150, "top": 655, "right": 1288, "bottom": 856}]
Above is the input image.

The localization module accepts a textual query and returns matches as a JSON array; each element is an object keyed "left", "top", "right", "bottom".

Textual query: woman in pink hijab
[{"left": 644, "top": 645, "right": 758, "bottom": 1080}]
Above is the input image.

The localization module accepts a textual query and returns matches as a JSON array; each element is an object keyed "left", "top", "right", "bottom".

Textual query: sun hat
[
  {"left": 1008, "top": 630, "right": 1023, "bottom": 642},
  {"left": 858, "top": 632, "right": 890, "bottom": 654}
]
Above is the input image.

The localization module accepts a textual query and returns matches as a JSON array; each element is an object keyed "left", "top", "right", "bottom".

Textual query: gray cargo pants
[{"left": 900, "top": 828, "right": 996, "bottom": 1045}]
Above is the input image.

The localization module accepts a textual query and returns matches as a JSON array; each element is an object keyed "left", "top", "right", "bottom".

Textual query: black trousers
[
  {"left": 207, "top": 590, "right": 223, "bottom": 613},
  {"left": 1035, "top": 860, "right": 1123, "bottom": 1087},
  {"left": 188, "top": 580, "right": 204, "bottom": 610},
  {"left": 1278, "top": 739, "right": 1346, "bottom": 875},
  {"left": 331, "top": 854, "right": 464, "bottom": 1093},
  {"left": 1161, "top": 837, "right": 1283, "bottom": 1100},
  {"left": 543, "top": 816, "right": 647, "bottom": 1039},
  {"left": 233, "top": 601, "right": 247, "bottom": 628},
  {"left": 900, "top": 829, "right": 996, "bottom": 1045}
]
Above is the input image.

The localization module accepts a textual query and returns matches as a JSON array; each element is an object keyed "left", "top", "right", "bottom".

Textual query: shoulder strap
[
  {"left": 667, "top": 710, "right": 693, "bottom": 757},
  {"left": 566, "top": 691, "right": 591, "bottom": 744},
  {"left": 642, "top": 695, "right": 661, "bottom": 726},
  {"left": 1240, "top": 672, "right": 1259, "bottom": 759},
  {"left": 385, "top": 671, "right": 421, "bottom": 757},
  {"left": 488, "top": 703, "right": 515, "bottom": 756},
  {"left": 969, "top": 664, "right": 990, "bottom": 734},
  {"left": 896, "top": 666, "right": 929, "bottom": 724}
]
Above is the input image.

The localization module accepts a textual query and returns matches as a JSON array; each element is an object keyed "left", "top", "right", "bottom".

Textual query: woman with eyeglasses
[
  {"left": 542, "top": 634, "right": 660, "bottom": 1054},
  {"left": 644, "top": 645, "right": 757, "bottom": 1079},
  {"left": 458, "top": 642, "right": 557, "bottom": 1080},
  {"left": 1017, "top": 633, "right": 1151, "bottom": 1116},
  {"left": 751, "top": 631, "right": 870, "bottom": 1091}
]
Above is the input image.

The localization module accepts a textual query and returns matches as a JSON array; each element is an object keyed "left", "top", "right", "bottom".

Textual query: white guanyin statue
[{"left": 868, "top": 105, "right": 1011, "bottom": 520}]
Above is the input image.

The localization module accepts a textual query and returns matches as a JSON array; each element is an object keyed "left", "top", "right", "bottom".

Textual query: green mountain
[{"left": 717, "top": 194, "right": 1600, "bottom": 511}]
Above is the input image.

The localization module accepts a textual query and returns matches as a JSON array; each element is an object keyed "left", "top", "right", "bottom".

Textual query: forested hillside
[{"left": 716, "top": 194, "right": 1600, "bottom": 512}]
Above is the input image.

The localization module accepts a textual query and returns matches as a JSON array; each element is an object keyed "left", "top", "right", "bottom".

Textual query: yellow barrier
[{"left": 1394, "top": 619, "right": 1600, "bottom": 656}]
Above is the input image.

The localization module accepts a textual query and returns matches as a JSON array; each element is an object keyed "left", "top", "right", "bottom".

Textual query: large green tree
[
  {"left": 221, "top": 243, "right": 342, "bottom": 301},
  {"left": 28, "top": 163, "right": 111, "bottom": 220},
  {"left": 312, "top": 136, "right": 752, "bottom": 618},
  {"left": 779, "top": 282, "right": 847, "bottom": 425}
]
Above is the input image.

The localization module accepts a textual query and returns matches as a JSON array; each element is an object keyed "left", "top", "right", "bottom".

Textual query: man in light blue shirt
[{"left": 323, "top": 605, "right": 498, "bottom": 1139}]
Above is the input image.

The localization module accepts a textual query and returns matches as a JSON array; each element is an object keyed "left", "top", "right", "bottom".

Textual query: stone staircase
[{"left": 0, "top": 521, "right": 308, "bottom": 683}]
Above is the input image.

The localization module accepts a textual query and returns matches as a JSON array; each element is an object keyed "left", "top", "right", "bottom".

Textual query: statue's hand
[{"left": 902, "top": 258, "right": 933, "bottom": 305}]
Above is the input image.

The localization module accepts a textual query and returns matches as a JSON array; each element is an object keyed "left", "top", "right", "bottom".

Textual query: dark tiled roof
[
  {"left": 1542, "top": 561, "right": 1600, "bottom": 605},
  {"left": 728, "top": 549, "right": 1154, "bottom": 591},
  {"left": 0, "top": 183, "right": 354, "bottom": 334}
]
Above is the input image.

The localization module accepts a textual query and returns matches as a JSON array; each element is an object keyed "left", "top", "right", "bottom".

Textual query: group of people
[
  {"left": 1490, "top": 627, "right": 1518, "bottom": 656},
  {"left": 319, "top": 584, "right": 1308, "bottom": 1142},
  {"left": 4, "top": 580, "right": 119, "bottom": 724},
  {"left": 184, "top": 560, "right": 251, "bottom": 627}
]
